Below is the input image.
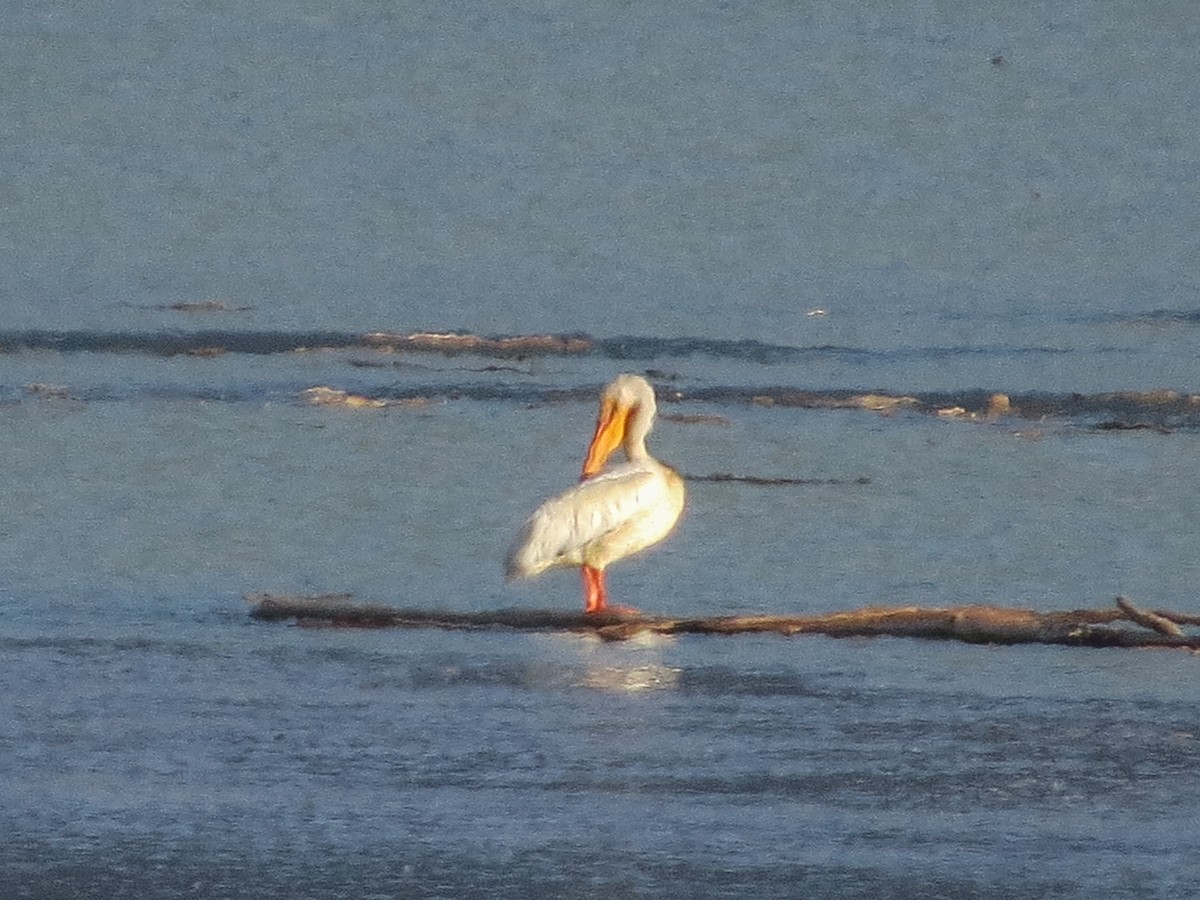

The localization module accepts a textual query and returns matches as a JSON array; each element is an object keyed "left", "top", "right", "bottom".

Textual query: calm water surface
[{"left": 4, "top": 1, "right": 1200, "bottom": 897}]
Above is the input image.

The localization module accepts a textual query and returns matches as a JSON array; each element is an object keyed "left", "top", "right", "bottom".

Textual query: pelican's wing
[{"left": 505, "top": 464, "right": 668, "bottom": 580}]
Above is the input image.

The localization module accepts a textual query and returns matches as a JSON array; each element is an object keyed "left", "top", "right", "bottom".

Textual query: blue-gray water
[{"left": 4, "top": 2, "right": 1200, "bottom": 897}]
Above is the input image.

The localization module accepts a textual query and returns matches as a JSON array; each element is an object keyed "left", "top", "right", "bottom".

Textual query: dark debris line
[{"left": 3, "top": 328, "right": 1198, "bottom": 428}]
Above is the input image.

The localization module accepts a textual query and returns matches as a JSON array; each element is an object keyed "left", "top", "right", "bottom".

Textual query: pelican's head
[{"left": 581, "top": 374, "right": 658, "bottom": 479}]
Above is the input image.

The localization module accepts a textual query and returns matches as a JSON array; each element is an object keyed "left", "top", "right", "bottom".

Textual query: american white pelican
[{"left": 506, "top": 374, "right": 686, "bottom": 614}]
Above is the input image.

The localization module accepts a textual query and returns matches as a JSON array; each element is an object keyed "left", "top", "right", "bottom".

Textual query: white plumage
[{"left": 505, "top": 374, "right": 685, "bottom": 614}]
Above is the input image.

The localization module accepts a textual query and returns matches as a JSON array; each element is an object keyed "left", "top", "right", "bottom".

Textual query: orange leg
[
  {"left": 582, "top": 565, "right": 608, "bottom": 614},
  {"left": 581, "top": 566, "right": 641, "bottom": 617}
]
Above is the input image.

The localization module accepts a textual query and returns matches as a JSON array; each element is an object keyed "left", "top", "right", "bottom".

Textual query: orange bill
[{"left": 581, "top": 399, "right": 632, "bottom": 479}]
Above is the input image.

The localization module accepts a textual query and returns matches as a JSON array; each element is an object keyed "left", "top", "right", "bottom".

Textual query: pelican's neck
[{"left": 623, "top": 400, "right": 655, "bottom": 462}]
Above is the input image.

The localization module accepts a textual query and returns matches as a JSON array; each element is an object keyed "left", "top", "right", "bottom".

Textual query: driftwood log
[{"left": 247, "top": 593, "right": 1200, "bottom": 649}]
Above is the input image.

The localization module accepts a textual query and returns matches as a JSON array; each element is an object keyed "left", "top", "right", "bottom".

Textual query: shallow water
[
  {"left": 4, "top": 1, "right": 1200, "bottom": 897},
  {"left": 4, "top": 345, "right": 1199, "bottom": 899}
]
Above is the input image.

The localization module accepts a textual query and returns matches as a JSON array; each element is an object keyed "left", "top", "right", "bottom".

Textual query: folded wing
[{"left": 506, "top": 463, "right": 672, "bottom": 580}]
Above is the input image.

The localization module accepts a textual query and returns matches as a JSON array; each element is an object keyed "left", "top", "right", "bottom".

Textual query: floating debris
[
  {"left": 686, "top": 473, "right": 870, "bottom": 487},
  {"left": 660, "top": 413, "right": 733, "bottom": 426},
  {"left": 301, "top": 387, "right": 391, "bottom": 409},
  {"left": 986, "top": 392, "right": 1012, "bottom": 416},
  {"left": 856, "top": 393, "right": 920, "bottom": 412},
  {"left": 934, "top": 393, "right": 1013, "bottom": 421},
  {"left": 1100, "top": 389, "right": 1182, "bottom": 405},
  {"left": 364, "top": 331, "right": 593, "bottom": 357},
  {"left": 123, "top": 300, "right": 253, "bottom": 313},
  {"left": 300, "top": 386, "right": 431, "bottom": 410},
  {"left": 166, "top": 300, "right": 251, "bottom": 313},
  {"left": 24, "top": 383, "right": 73, "bottom": 399},
  {"left": 1093, "top": 421, "right": 1172, "bottom": 435}
]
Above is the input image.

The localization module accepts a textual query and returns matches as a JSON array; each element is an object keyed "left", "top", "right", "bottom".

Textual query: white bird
[{"left": 506, "top": 374, "right": 686, "bottom": 614}]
